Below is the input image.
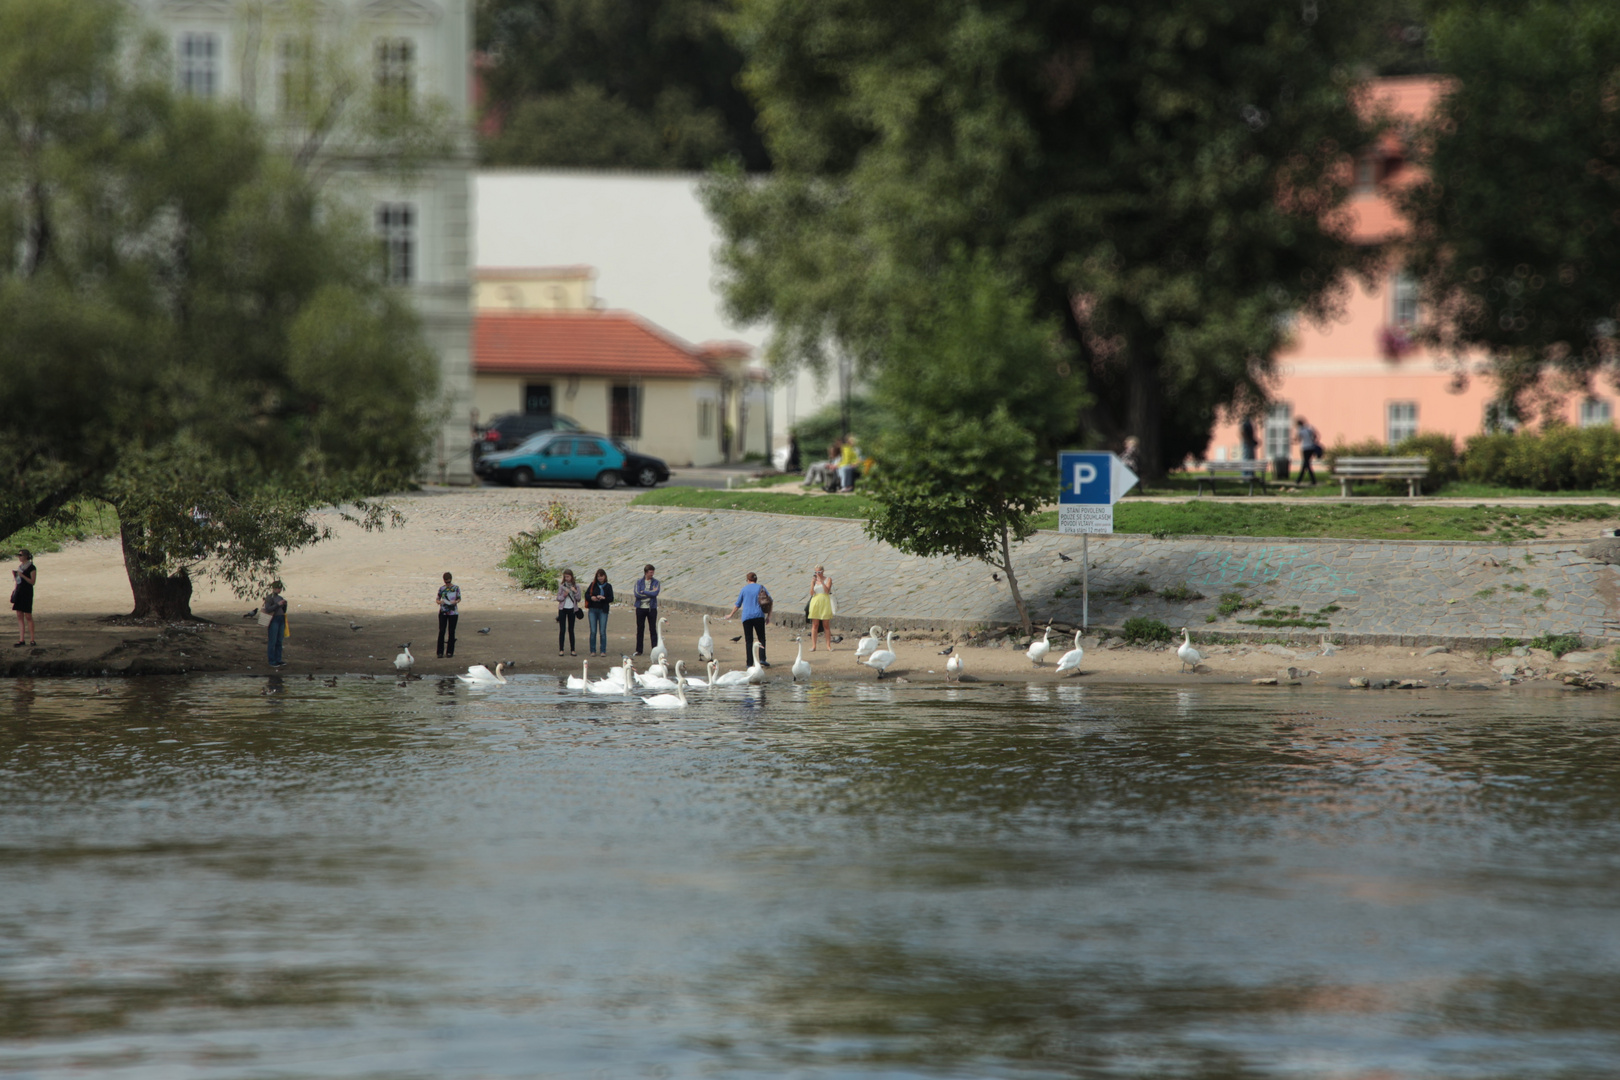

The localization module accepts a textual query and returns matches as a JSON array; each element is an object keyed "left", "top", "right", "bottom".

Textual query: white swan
[
  {"left": 565, "top": 658, "right": 589, "bottom": 690},
  {"left": 745, "top": 640, "right": 767, "bottom": 684},
  {"left": 394, "top": 643, "right": 414, "bottom": 674},
  {"left": 643, "top": 661, "right": 689, "bottom": 709},
  {"left": 712, "top": 658, "right": 751, "bottom": 687},
  {"left": 790, "top": 639, "right": 811, "bottom": 683},
  {"left": 1054, "top": 630, "right": 1084, "bottom": 676},
  {"left": 1318, "top": 634, "right": 1338, "bottom": 657},
  {"left": 646, "top": 617, "right": 670, "bottom": 666},
  {"left": 457, "top": 661, "right": 508, "bottom": 685},
  {"left": 683, "top": 663, "right": 712, "bottom": 689},
  {"left": 589, "top": 657, "right": 633, "bottom": 695},
  {"left": 643, "top": 658, "right": 669, "bottom": 681},
  {"left": 697, "top": 614, "right": 715, "bottom": 662},
  {"left": 854, "top": 625, "right": 883, "bottom": 662},
  {"left": 945, "top": 652, "right": 963, "bottom": 682},
  {"left": 1178, "top": 628, "right": 1204, "bottom": 673},
  {"left": 1026, "top": 624, "right": 1052, "bottom": 667},
  {"left": 637, "top": 667, "right": 679, "bottom": 691},
  {"left": 864, "top": 631, "right": 897, "bottom": 679}
]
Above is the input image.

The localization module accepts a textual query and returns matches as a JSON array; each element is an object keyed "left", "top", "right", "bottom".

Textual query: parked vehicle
[
  {"left": 475, "top": 413, "right": 582, "bottom": 455},
  {"left": 613, "top": 440, "right": 670, "bottom": 487},
  {"left": 474, "top": 432, "right": 624, "bottom": 489}
]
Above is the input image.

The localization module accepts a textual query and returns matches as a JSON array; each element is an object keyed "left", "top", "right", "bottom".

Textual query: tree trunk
[
  {"left": 120, "top": 519, "right": 194, "bottom": 619},
  {"left": 1128, "top": 354, "right": 1163, "bottom": 481},
  {"left": 998, "top": 521, "right": 1033, "bottom": 638}
]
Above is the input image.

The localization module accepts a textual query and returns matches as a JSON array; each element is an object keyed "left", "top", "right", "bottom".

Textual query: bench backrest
[{"left": 1332, "top": 456, "right": 1429, "bottom": 475}]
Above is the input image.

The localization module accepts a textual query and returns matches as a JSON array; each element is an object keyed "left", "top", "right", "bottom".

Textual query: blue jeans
[
  {"left": 267, "top": 615, "right": 285, "bottom": 665},
  {"left": 588, "top": 608, "right": 609, "bottom": 654}
]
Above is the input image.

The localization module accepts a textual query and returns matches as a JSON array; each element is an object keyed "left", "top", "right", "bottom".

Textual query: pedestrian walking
[
  {"left": 585, "top": 568, "right": 614, "bottom": 656},
  {"left": 556, "top": 569, "right": 582, "bottom": 656},
  {"left": 1239, "top": 416, "right": 1258, "bottom": 461},
  {"left": 724, "top": 571, "right": 772, "bottom": 667},
  {"left": 806, "top": 565, "right": 835, "bottom": 651},
  {"left": 262, "top": 580, "right": 288, "bottom": 668},
  {"left": 12, "top": 549, "right": 36, "bottom": 647},
  {"left": 633, "top": 564, "right": 660, "bottom": 656},
  {"left": 436, "top": 572, "right": 461, "bottom": 658},
  {"left": 1295, "top": 417, "right": 1322, "bottom": 485}
]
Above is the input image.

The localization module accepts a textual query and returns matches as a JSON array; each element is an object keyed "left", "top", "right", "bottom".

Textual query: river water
[{"left": 2, "top": 676, "right": 1618, "bottom": 1079}]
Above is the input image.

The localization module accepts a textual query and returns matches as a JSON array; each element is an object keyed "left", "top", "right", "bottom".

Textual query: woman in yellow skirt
[{"left": 806, "top": 565, "right": 835, "bottom": 651}]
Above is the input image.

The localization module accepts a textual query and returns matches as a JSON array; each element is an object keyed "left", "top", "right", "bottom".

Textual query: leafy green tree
[
  {"left": 478, "top": 0, "right": 768, "bottom": 170},
  {"left": 1401, "top": 0, "right": 1620, "bottom": 411},
  {"left": 707, "top": 0, "right": 1383, "bottom": 478},
  {"left": 863, "top": 252, "right": 1085, "bottom": 636},
  {"left": 0, "top": 0, "right": 438, "bottom": 619}
]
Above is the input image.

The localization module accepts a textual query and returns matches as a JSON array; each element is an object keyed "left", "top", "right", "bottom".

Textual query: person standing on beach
[
  {"left": 585, "top": 568, "right": 613, "bottom": 657},
  {"left": 556, "top": 569, "right": 581, "bottom": 656},
  {"left": 436, "top": 572, "right": 461, "bottom": 658},
  {"left": 806, "top": 565, "right": 835, "bottom": 651},
  {"left": 263, "top": 581, "right": 288, "bottom": 668},
  {"left": 633, "top": 564, "right": 660, "bottom": 656},
  {"left": 12, "top": 549, "right": 36, "bottom": 647},
  {"left": 724, "top": 571, "right": 771, "bottom": 667}
]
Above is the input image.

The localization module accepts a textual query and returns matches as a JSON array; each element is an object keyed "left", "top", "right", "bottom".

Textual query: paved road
[{"left": 541, "top": 507, "right": 1620, "bottom": 647}]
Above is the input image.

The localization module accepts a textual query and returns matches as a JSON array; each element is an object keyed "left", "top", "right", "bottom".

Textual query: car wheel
[
  {"left": 635, "top": 465, "right": 660, "bottom": 487},
  {"left": 511, "top": 467, "right": 534, "bottom": 487},
  {"left": 595, "top": 469, "right": 619, "bottom": 490}
]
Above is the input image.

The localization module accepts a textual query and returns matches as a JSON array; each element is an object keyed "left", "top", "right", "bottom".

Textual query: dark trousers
[
  {"left": 1296, "top": 447, "right": 1321, "bottom": 484},
  {"left": 437, "top": 612, "right": 458, "bottom": 657},
  {"left": 267, "top": 615, "right": 284, "bottom": 665},
  {"left": 743, "top": 616, "right": 767, "bottom": 665},
  {"left": 636, "top": 607, "right": 659, "bottom": 654},
  {"left": 557, "top": 610, "right": 576, "bottom": 652}
]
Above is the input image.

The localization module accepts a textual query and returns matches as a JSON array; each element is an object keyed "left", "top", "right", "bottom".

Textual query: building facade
[{"left": 130, "top": 0, "right": 476, "bottom": 483}]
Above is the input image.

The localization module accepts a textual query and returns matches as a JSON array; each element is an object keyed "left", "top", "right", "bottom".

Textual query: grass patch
[
  {"left": 1529, "top": 632, "right": 1584, "bottom": 658},
  {"left": 1158, "top": 582, "right": 1204, "bottom": 602},
  {"left": 1117, "top": 579, "right": 1154, "bottom": 600},
  {"left": 0, "top": 501, "right": 120, "bottom": 558},
  {"left": 631, "top": 487, "right": 877, "bottom": 519},
  {"left": 1217, "top": 592, "right": 1262, "bottom": 616},
  {"left": 1121, "top": 617, "right": 1173, "bottom": 645}
]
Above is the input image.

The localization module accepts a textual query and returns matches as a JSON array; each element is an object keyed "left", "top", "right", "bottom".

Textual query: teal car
[{"left": 474, "top": 431, "right": 625, "bottom": 489}]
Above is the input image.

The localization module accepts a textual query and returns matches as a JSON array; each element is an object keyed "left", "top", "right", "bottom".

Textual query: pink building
[{"left": 1204, "top": 76, "right": 1616, "bottom": 469}]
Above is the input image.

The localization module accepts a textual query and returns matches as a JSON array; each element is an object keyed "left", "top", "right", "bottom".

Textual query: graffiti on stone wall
[{"left": 1192, "top": 545, "right": 1359, "bottom": 597}]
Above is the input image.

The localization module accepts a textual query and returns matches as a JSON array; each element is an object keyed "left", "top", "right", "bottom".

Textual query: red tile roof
[{"left": 475, "top": 311, "right": 727, "bottom": 379}]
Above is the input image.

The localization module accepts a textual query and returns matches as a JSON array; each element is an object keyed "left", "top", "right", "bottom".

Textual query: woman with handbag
[
  {"left": 806, "top": 565, "right": 835, "bottom": 651},
  {"left": 585, "top": 568, "right": 614, "bottom": 656},
  {"left": 556, "top": 569, "right": 582, "bottom": 656},
  {"left": 261, "top": 580, "right": 288, "bottom": 668}
]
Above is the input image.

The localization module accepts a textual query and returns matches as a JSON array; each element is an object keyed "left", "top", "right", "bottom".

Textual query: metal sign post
[{"left": 1058, "top": 451, "right": 1140, "bottom": 631}]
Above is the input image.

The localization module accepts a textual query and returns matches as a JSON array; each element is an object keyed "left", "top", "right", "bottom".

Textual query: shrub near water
[{"left": 501, "top": 501, "right": 580, "bottom": 591}]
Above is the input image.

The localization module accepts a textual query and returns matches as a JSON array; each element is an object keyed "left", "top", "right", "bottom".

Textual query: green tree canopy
[
  {"left": 706, "top": 0, "right": 1383, "bottom": 478},
  {"left": 0, "top": 0, "right": 438, "bottom": 618},
  {"left": 478, "top": 0, "right": 768, "bottom": 170},
  {"left": 863, "top": 251, "right": 1086, "bottom": 635},
  {"left": 1401, "top": 0, "right": 1620, "bottom": 413}
]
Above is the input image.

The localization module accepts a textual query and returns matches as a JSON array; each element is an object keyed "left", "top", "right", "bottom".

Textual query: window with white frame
[
  {"left": 177, "top": 32, "right": 219, "bottom": 98},
  {"left": 1392, "top": 271, "right": 1421, "bottom": 327},
  {"left": 277, "top": 35, "right": 314, "bottom": 116},
  {"left": 375, "top": 203, "right": 415, "bottom": 285},
  {"left": 1387, "top": 401, "right": 1418, "bottom": 446},
  {"left": 1264, "top": 402, "right": 1292, "bottom": 460},
  {"left": 1484, "top": 401, "right": 1519, "bottom": 433},
  {"left": 697, "top": 400, "right": 715, "bottom": 439},
  {"left": 1580, "top": 398, "right": 1612, "bottom": 428},
  {"left": 374, "top": 37, "right": 414, "bottom": 111}
]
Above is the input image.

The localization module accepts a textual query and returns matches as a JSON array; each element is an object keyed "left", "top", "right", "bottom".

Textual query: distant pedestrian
[
  {"left": 806, "top": 565, "right": 835, "bottom": 651},
  {"left": 786, "top": 434, "right": 802, "bottom": 472},
  {"left": 556, "top": 569, "right": 581, "bottom": 656},
  {"left": 1295, "top": 417, "right": 1322, "bottom": 485},
  {"left": 724, "top": 571, "right": 771, "bottom": 667},
  {"left": 837, "top": 435, "right": 861, "bottom": 492},
  {"left": 12, "top": 549, "right": 36, "bottom": 647},
  {"left": 262, "top": 580, "right": 288, "bottom": 668},
  {"left": 1239, "top": 416, "right": 1258, "bottom": 461},
  {"left": 633, "top": 564, "right": 661, "bottom": 655},
  {"left": 436, "top": 572, "right": 461, "bottom": 658},
  {"left": 585, "top": 568, "right": 614, "bottom": 656},
  {"left": 1121, "top": 437, "right": 1141, "bottom": 487}
]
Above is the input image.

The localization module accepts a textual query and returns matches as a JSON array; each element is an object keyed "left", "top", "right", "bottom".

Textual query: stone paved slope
[{"left": 541, "top": 508, "right": 1620, "bottom": 646}]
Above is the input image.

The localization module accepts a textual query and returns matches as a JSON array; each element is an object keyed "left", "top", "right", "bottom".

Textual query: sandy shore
[{"left": 6, "top": 486, "right": 1613, "bottom": 689}]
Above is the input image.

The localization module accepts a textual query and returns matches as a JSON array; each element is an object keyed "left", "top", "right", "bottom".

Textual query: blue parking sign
[{"left": 1058, "top": 451, "right": 1137, "bottom": 534}]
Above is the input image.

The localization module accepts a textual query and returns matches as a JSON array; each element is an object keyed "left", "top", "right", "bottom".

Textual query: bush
[
  {"left": 1121, "top": 616, "right": 1173, "bottom": 645},
  {"left": 500, "top": 500, "right": 579, "bottom": 591},
  {"left": 1326, "top": 432, "right": 1458, "bottom": 493},
  {"left": 1529, "top": 632, "right": 1584, "bottom": 658},
  {"left": 1460, "top": 425, "right": 1620, "bottom": 490}
]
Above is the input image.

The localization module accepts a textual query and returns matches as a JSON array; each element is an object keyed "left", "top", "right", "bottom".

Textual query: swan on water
[
  {"left": 647, "top": 617, "right": 670, "bottom": 666},
  {"left": 565, "top": 659, "right": 589, "bottom": 690},
  {"left": 864, "top": 631, "right": 897, "bottom": 679},
  {"left": 394, "top": 643, "right": 414, "bottom": 674},
  {"left": 945, "top": 652, "right": 963, "bottom": 682},
  {"left": 697, "top": 614, "right": 715, "bottom": 662},
  {"left": 637, "top": 666, "right": 679, "bottom": 691},
  {"left": 1054, "top": 631, "right": 1084, "bottom": 677},
  {"left": 458, "top": 661, "right": 508, "bottom": 685},
  {"left": 854, "top": 625, "right": 883, "bottom": 662},
  {"left": 790, "top": 638, "right": 811, "bottom": 683},
  {"left": 1178, "top": 628, "right": 1204, "bottom": 673},
  {"left": 745, "top": 641, "right": 767, "bottom": 684},
  {"left": 643, "top": 657, "right": 670, "bottom": 681},
  {"left": 712, "top": 657, "right": 751, "bottom": 686},
  {"left": 1026, "top": 624, "right": 1053, "bottom": 667},
  {"left": 643, "top": 661, "right": 689, "bottom": 709},
  {"left": 683, "top": 663, "right": 712, "bottom": 689},
  {"left": 589, "top": 657, "right": 633, "bottom": 694}
]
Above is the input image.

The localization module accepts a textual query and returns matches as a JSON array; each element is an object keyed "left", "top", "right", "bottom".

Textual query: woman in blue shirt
[{"left": 724, "top": 572, "right": 771, "bottom": 667}]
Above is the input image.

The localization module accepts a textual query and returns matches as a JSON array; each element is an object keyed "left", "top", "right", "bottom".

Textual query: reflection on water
[{"left": 3, "top": 676, "right": 1620, "bottom": 1077}]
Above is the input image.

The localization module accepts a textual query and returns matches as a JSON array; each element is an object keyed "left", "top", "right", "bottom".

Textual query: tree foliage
[
  {"left": 478, "top": 0, "right": 768, "bottom": 170},
  {"left": 1401, "top": 0, "right": 1620, "bottom": 410},
  {"left": 863, "top": 252, "right": 1086, "bottom": 635},
  {"left": 0, "top": 0, "right": 438, "bottom": 618},
  {"left": 706, "top": 0, "right": 1383, "bottom": 478}
]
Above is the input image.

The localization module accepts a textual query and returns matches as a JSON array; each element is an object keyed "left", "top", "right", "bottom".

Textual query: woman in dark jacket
[
  {"left": 585, "top": 568, "right": 614, "bottom": 657},
  {"left": 556, "top": 569, "right": 582, "bottom": 657}
]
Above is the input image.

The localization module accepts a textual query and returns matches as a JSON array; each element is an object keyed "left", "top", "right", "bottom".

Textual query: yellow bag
[{"left": 283, "top": 616, "right": 291, "bottom": 639}]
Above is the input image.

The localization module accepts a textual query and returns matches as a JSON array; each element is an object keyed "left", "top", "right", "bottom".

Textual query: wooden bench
[
  {"left": 1196, "top": 460, "right": 1270, "bottom": 496},
  {"left": 1331, "top": 456, "right": 1430, "bottom": 497}
]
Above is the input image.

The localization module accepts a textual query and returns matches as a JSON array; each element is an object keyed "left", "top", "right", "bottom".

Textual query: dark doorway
[{"left": 524, "top": 384, "right": 553, "bottom": 416}]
